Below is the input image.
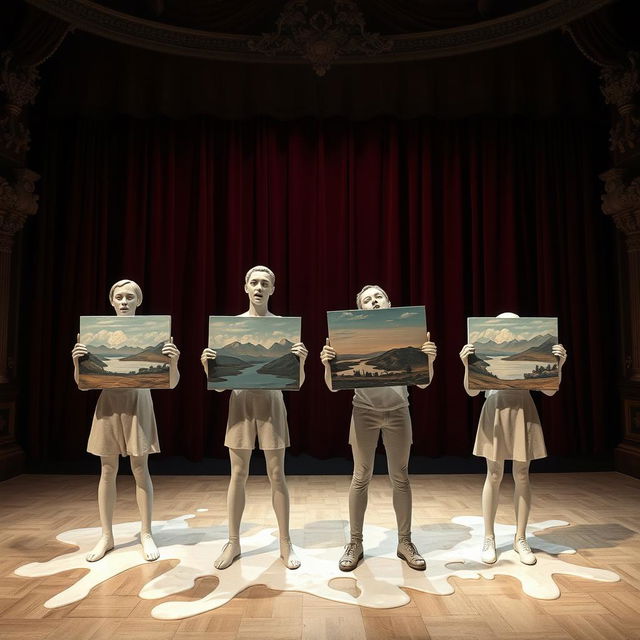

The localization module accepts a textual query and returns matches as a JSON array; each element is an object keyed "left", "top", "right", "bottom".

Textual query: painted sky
[
  {"left": 327, "top": 306, "right": 427, "bottom": 355},
  {"left": 209, "top": 316, "right": 300, "bottom": 348},
  {"left": 80, "top": 316, "right": 171, "bottom": 348},
  {"left": 468, "top": 317, "right": 558, "bottom": 343}
]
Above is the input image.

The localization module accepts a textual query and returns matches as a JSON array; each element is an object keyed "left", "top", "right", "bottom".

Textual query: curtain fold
[{"left": 19, "top": 115, "right": 618, "bottom": 463}]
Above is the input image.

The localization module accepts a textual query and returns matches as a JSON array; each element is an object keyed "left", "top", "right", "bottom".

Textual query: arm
[
  {"left": 201, "top": 347, "right": 224, "bottom": 392},
  {"left": 459, "top": 343, "right": 481, "bottom": 397},
  {"left": 416, "top": 331, "right": 437, "bottom": 389},
  {"left": 71, "top": 333, "right": 88, "bottom": 389},
  {"left": 320, "top": 338, "right": 337, "bottom": 392},
  {"left": 291, "top": 342, "right": 308, "bottom": 388},
  {"left": 540, "top": 344, "right": 568, "bottom": 397},
  {"left": 162, "top": 337, "right": 180, "bottom": 389}
]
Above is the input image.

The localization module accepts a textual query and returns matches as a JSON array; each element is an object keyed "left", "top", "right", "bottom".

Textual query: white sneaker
[
  {"left": 513, "top": 537, "right": 536, "bottom": 565},
  {"left": 481, "top": 536, "right": 496, "bottom": 564}
]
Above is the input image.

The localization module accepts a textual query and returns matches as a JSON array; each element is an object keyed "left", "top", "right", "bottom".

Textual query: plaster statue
[
  {"left": 459, "top": 312, "right": 567, "bottom": 565},
  {"left": 201, "top": 266, "right": 308, "bottom": 570},
  {"left": 71, "top": 280, "right": 180, "bottom": 562},
  {"left": 320, "top": 285, "right": 437, "bottom": 572}
]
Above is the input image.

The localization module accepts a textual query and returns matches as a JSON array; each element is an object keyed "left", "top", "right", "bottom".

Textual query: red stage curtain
[{"left": 19, "top": 116, "right": 617, "bottom": 463}]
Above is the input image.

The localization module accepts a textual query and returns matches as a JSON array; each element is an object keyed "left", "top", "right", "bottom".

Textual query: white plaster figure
[
  {"left": 320, "top": 285, "right": 437, "bottom": 572},
  {"left": 459, "top": 312, "right": 567, "bottom": 565},
  {"left": 201, "top": 266, "right": 307, "bottom": 570},
  {"left": 71, "top": 280, "right": 180, "bottom": 562}
]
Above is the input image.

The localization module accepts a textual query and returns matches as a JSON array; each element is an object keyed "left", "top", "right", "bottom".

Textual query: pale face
[
  {"left": 244, "top": 271, "right": 275, "bottom": 308},
  {"left": 359, "top": 287, "right": 390, "bottom": 310},
  {"left": 110, "top": 283, "right": 139, "bottom": 316}
]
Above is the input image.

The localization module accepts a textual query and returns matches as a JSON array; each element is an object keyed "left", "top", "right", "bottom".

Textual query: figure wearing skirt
[{"left": 460, "top": 312, "right": 567, "bottom": 565}]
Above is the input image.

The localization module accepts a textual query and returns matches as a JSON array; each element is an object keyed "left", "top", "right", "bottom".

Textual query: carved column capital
[
  {"left": 600, "top": 52, "right": 640, "bottom": 155},
  {"left": 0, "top": 168, "right": 40, "bottom": 240},
  {"left": 600, "top": 167, "right": 640, "bottom": 233},
  {"left": 0, "top": 52, "right": 40, "bottom": 155}
]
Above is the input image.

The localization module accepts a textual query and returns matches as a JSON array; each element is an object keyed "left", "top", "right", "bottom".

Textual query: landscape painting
[
  {"left": 78, "top": 316, "right": 171, "bottom": 389},
  {"left": 327, "top": 306, "right": 429, "bottom": 390},
  {"left": 207, "top": 316, "right": 301, "bottom": 390},
  {"left": 467, "top": 317, "right": 559, "bottom": 391}
]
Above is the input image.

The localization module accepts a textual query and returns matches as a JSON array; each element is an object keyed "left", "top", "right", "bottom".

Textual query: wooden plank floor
[{"left": 1, "top": 472, "right": 639, "bottom": 640}]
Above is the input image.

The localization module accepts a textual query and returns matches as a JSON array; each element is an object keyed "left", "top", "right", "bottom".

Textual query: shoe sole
[
  {"left": 339, "top": 553, "right": 363, "bottom": 572},
  {"left": 397, "top": 552, "right": 426, "bottom": 571}
]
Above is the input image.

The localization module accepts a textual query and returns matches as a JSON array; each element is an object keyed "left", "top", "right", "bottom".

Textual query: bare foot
[
  {"left": 86, "top": 534, "right": 114, "bottom": 562},
  {"left": 141, "top": 532, "right": 159, "bottom": 561},
  {"left": 280, "top": 539, "right": 300, "bottom": 570},
  {"left": 214, "top": 540, "right": 241, "bottom": 569}
]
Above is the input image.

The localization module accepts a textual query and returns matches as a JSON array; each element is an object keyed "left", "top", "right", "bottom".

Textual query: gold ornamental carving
[
  {"left": 600, "top": 52, "right": 640, "bottom": 154},
  {"left": 0, "top": 53, "right": 40, "bottom": 155},
  {"left": 248, "top": 0, "right": 392, "bottom": 76},
  {"left": 0, "top": 169, "right": 40, "bottom": 238}
]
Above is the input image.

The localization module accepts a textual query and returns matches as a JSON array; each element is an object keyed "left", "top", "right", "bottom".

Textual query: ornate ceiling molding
[{"left": 25, "top": 0, "right": 614, "bottom": 67}]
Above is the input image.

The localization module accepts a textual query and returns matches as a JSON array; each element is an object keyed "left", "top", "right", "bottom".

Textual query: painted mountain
[
  {"left": 78, "top": 315, "right": 171, "bottom": 390},
  {"left": 327, "top": 306, "right": 430, "bottom": 390},
  {"left": 467, "top": 317, "right": 560, "bottom": 391},
  {"left": 207, "top": 316, "right": 301, "bottom": 390}
]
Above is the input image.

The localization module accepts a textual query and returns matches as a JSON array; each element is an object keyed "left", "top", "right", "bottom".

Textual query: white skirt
[
  {"left": 87, "top": 388, "right": 160, "bottom": 457},
  {"left": 473, "top": 390, "right": 547, "bottom": 462}
]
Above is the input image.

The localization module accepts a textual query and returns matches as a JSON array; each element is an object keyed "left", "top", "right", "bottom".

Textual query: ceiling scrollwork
[{"left": 25, "top": 0, "right": 614, "bottom": 73}]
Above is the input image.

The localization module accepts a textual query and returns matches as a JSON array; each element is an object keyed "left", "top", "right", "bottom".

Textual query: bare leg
[
  {"left": 480, "top": 459, "right": 504, "bottom": 564},
  {"left": 131, "top": 454, "right": 158, "bottom": 561},
  {"left": 215, "top": 448, "right": 251, "bottom": 569},
  {"left": 87, "top": 455, "right": 118, "bottom": 562},
  {"left": 512, "top": 460, "right": 536, "bottom": 565},
  {"left": 264, "top": 448, "right": 299, "bottom": 569},
  {"left": 512, "top": 461, "right": 531, "bottom": 538}
]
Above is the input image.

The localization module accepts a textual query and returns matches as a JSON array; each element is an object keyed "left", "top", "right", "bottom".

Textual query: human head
[
  {"left": 497, "top": 312, "right": 519, "bottom": 319},
  {"left": 244, "top": 265, "right": 275, "bottom": 286},
  {"left": 109, "top": 279, "right": 143, "bottom": 316},
  {"left": 244, "top": 265, "right": 275, "bottom": 309},
  {"left": 356, "top": 284, "right": 391, "bottom": 310}
]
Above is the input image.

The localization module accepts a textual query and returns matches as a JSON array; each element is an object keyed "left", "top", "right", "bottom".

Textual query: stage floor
[{"left": 1, "top": 472, "right": 639, "bottom": 639}]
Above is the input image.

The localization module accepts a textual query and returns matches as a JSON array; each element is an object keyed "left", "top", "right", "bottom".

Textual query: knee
[
  {"left": 512, "top": 466, "right": 530, "bottom": 487},
  {"left": 388, "top": 464, "right": 410, "bottom": 492},
  {"left": 267, "top": 465, "right": 286, "bottom": 488},
  {"left": 100, "top": 460, "right": 118, "bottom": 482},
  {"left": 351, "top": 466, "right": 373, "bottom": 491},
  {"left": 487, "top": 469, "right": 503, "bottom": 486},
  {"left": 230, "top": 464, "right": 249, "bottom": 485},
  {"left": 130, "top": 459, "right": 150, "bottom": 484}
]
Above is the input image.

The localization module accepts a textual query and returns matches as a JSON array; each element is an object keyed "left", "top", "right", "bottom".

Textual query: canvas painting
[
  {"left": 78, "top": 316, "right": 171, "bottom": 389},
  {"left": 207, "top": 316, "right": 301, "bottom": 390},
  {"left": 467, "top": 317, "right": 559, "bottom": 391},
  {"left": 327, "top": 306, "right": 429, "bottom": 390}
]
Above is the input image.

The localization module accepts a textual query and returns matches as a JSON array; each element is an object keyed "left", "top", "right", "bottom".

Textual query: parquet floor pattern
[{"left": 1, "top": 472, "right": 639, "bottom": 639}]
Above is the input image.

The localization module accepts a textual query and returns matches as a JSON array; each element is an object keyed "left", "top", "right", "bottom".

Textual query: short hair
[
  {"left": 109, "top": 279, "right": 143, "bottom": 306},
  {"left": 356, "top": 284, "right": 390, "bottom": 309},
  {"left": 244, "top": 265, "right": 275, "bottom": 286}
]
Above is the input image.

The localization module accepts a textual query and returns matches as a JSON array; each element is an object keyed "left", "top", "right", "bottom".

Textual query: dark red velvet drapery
[{"left": 19, "top": 116, "right": 617, "bottom": 464}]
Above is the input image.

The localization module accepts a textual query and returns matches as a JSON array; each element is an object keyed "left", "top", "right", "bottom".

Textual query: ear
[{"left": 244, "top": 282, "right": 249, "bottom": 293}]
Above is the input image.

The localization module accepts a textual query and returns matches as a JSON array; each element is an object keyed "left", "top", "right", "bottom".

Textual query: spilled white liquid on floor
[{"left": 14, "top": 514, "right": 620, "bottom": 619}]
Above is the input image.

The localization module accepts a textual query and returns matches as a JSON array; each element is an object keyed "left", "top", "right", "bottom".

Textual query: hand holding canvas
[
  {"left": 200, "top": 347, "right": 217, "bottom": 375},
  {"left": 163, "top": 337, "right": 181, "bottom": 389},
  {"left": 71, "top": 333, "right": 88, "bottom": 387}
]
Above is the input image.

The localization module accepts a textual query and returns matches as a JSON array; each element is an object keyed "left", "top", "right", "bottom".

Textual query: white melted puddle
[{"left": 14, "top": 514, "right": 620, "bottom": 619}]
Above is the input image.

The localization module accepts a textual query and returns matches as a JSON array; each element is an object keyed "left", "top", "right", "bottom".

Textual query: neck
[{"left": 246, "top": 302, "right": 269, "bottom": 317}]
